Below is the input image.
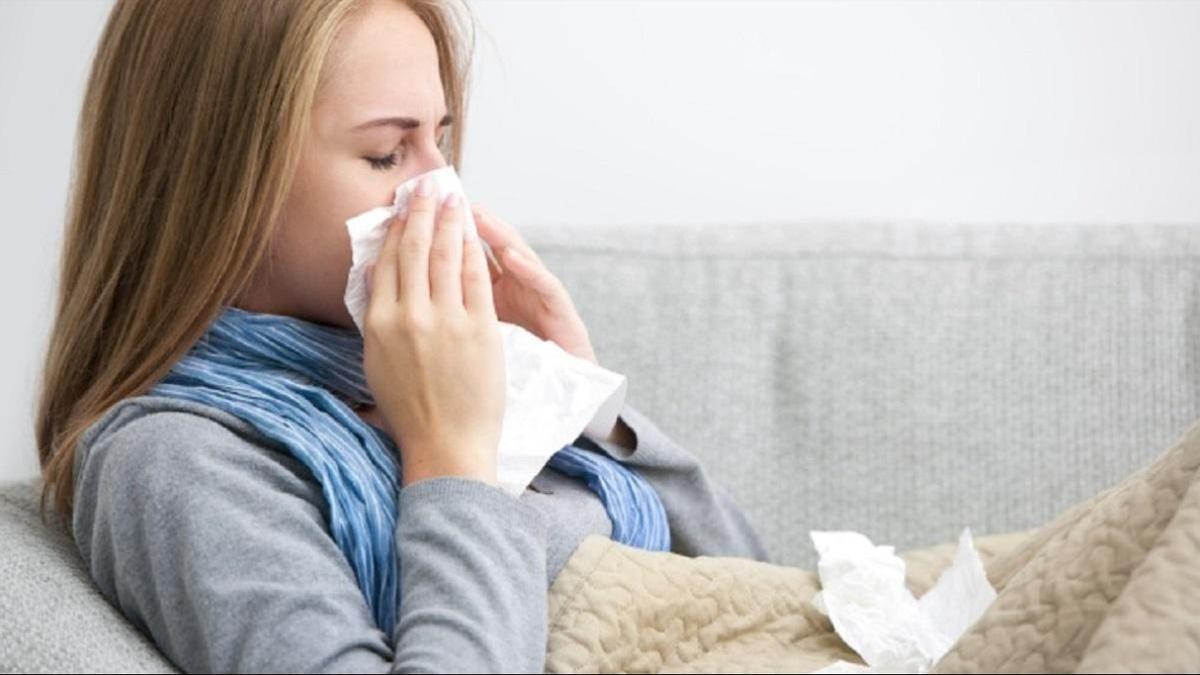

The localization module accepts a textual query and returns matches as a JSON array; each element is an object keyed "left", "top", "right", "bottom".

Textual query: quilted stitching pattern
[
  {"left": 544, "top": 532, "right": 1027, "bottom": 672},
  {"left": 543, "top": 416, "right": 1200, "bottom": 673},
  {"left": 935, "top": 416, "right": 1200, "bottom": 673}
]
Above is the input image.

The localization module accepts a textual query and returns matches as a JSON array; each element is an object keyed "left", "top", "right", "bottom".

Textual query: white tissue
[
  {"left": 810, "top": 528, "right": 997, "bottom": 674},
  {"left": 343, "top": 166, "right": 628, "bottom": 497},
  {"left": 344, "top": 165, "right": 492, "bottom": 328}
]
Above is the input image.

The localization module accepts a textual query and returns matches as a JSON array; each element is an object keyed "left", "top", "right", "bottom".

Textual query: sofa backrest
[{"left": 521, "top": 220, "right": 1200, "bottom": 567}]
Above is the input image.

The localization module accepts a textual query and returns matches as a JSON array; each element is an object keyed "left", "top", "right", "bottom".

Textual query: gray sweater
[{"left": 71, "top": 394, "right": 771, "bottom": 673}]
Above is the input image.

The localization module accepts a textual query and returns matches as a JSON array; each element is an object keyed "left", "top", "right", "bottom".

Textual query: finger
[
  {"left": 471, "top": 205, "right": 544, "bottom": 266},
  {"left": 468, "top": 205, "right": 520, "bottom": 282},
  {"left": 371, "top": 215, "right": 404, "bottom": 304},
  {"left": 429, "top": 193, "right": 464, "bottom": 308},
  {"left": 464, "top": 205, "right": 504, "bottom": 283},
  {"left": 483, "top": 245, "right": 504, "bottom": 285},
  {"left": 462, "top": 225, "right": 498, "bottom": 321},
  {"left": 501, "top": 245, "right": 561, "bottom": 297},
  {"left": 398, "top": 179, "right": 437, "bottom": 307}
]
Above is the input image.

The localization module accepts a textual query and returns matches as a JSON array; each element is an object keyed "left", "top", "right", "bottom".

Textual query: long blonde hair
[{"left": 34, "top": 0, "right": 476, "bottom": 537}]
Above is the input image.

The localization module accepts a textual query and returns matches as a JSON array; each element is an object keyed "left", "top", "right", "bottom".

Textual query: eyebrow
[{"left": 353, "top": 113, "right": 453, "bottom": 131}]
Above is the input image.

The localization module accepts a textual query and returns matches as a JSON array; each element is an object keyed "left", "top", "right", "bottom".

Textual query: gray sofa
[{"left": 4, "top": 219, "right": 1199, "bottom": 672}]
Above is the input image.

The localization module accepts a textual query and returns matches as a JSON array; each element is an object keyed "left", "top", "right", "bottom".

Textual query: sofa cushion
[{"left": 0, "top": 478, "right": 179, "bottom": 673}]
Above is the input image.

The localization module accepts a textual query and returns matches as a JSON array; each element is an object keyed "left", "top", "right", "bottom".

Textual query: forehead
[{"left": 316, "top": 0, "right": 445, "bottom": 121}]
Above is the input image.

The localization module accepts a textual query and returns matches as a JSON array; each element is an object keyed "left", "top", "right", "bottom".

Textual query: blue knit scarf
[{"left": 147, "top": 305, "right": 670, "bottom": 635}]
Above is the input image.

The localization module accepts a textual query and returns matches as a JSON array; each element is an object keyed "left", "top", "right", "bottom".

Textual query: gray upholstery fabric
[
  {"left": 4, "top": 220, "right": 1199, "bottom": 672},
  {"left": 1, "top": 479, "right": 178, "bottom": 673}
]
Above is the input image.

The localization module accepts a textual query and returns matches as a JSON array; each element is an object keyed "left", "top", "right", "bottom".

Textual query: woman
[{"left": 34, "top": 0, "right": 770, "bottom": 672}]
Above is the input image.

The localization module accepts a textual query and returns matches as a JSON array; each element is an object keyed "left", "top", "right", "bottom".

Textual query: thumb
[
  {"left": 502, "top": 247, "right": 537, "bottom": 280},
  {"left": 503, "top": 246, "right": 558, "bottom": 296}
]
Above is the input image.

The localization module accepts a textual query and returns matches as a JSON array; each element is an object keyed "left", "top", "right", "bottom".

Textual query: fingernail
[
  {"left": 416, "top": 176, "right": 433, "bottom": 197},
  {"left": 443, "top": 192, "right": 461, "bottom": 208}
]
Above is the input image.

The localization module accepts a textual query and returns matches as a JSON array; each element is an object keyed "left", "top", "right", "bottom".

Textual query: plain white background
[{"left": 2, "top": 0, "right": 1199, "bottom": 482}]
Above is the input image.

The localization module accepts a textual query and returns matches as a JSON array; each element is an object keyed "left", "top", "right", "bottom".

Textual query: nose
[{"left": 410, "top": 136, "right": 449, "bottom": 177}]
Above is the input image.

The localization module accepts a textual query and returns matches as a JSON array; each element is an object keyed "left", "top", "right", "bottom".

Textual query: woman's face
[{"left": 234, "top": 0, "right": 451, "bottom": 329}]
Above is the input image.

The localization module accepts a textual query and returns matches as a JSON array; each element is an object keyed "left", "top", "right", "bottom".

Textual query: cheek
[
  {"left": 284, "top": 161, "right": 394, "bottom": 267},
  {"left": 263, "top": 134, "right": 404, "bottom": 317},
  {"left": 304, "top": 163, "right": 391, "bottom": 233}
]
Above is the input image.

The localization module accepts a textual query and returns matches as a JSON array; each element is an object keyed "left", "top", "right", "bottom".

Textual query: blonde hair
[{"left": 34, "top": 0, "right": 476, "bottom": 537}]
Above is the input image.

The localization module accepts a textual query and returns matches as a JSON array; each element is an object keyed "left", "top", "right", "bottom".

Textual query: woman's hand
[
  {"left": 361, "top": 182, "right": 505, "bottom": 488},
  {"left": 469, "top": 204, "right": 633, "bottom": 445},
  {"left": 470, "top": 204, "right": 599, "bottom": 366}
]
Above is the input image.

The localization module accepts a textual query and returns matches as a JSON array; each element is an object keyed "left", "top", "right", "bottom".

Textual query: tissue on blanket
[
  {"left": 810, "top": 528, "right": 997, "bottom": 674},
  {"left": 343, "top": 166, "right": 628, "bottom": 497}
]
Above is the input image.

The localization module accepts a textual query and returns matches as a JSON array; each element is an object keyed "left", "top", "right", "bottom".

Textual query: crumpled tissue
[
  {"left": 810, "top": 527, "right": 997, "bottom": 674},
  {"left": 343, "top": 165, "right": 628, "bottom": 497}
]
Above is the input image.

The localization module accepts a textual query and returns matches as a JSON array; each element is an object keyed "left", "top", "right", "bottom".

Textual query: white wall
[
  {"left": 2, "top": 0, "right": 117, "bottom": 484},
  {"left": 463, "top": 0, "right": 1200, "bottom": 226},
  {"left": 2, "top": 0, "right": 1198, "bottom": 482}
]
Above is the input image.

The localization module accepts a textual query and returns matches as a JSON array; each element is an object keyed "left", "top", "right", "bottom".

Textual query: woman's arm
[
  {"left": 72, "top": 411, "right": 548, "bottom": 674},
  {"left": 579, "top": 403, "right": 773, "bottom": 563}
]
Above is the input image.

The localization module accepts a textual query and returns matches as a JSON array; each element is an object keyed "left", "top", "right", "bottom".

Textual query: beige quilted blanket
[{"left": 544, "top": 417, "right": 1200, "bottom": 673}]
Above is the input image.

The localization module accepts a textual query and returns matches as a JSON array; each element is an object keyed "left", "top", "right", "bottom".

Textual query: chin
[
  {"left": 289, "top": 300, "right": 357, "bottom": 332},
  {"left": 318, "top": 309, "right": 358, "bottom": 332}
]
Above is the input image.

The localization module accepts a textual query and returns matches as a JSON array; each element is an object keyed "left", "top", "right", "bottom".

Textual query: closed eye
[
  {"left": 364, "top": 131, "right": 448, "bottom": 171},
  {"left": 365, "top": 153, "right": 398, "bottom": 171}
]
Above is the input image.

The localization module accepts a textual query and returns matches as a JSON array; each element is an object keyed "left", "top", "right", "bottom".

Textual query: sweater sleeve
[
  {"left": 576, "top": 402, "right": 773, "bottom": 563},
  {"left": 72, "top": 410, "right": 549, "bottom": 674}
]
